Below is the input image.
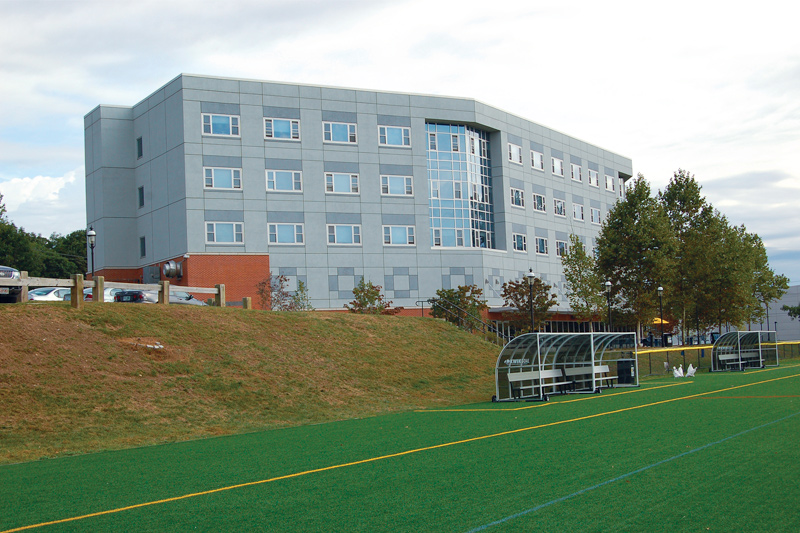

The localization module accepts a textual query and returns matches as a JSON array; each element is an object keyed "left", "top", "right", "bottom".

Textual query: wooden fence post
[
  {"left": 20, "top": 271, "right": 28, "bottom": 302},
  {"left": 215, "top": 284, "right": 226, "bottom": 307},
  {"left": 94, "top": 276, "right": 105, "bottom": 303},
  {"left": 159, "top": 280, "right": 170, "bottom": 305},
  {"left": 71, "top": 274, "right": 83, "bottom": 309},
  {"left": 242, "top": 297, "right": 252, "bottom": 310}
]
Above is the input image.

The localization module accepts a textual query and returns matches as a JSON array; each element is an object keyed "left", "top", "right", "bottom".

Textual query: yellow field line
[
  {"left": 4, "top": 371, "right": 800, "bottom": 533},
  {"left": 417, "top": 382, "right": 690, "bottom": 412}
]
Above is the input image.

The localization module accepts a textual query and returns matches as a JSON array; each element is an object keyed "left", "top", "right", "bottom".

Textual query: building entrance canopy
[{"left": 495, "top": 332, "right": 638, "bottom": 401}]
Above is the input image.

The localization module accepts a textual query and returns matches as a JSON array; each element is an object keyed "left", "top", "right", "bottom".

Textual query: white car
[{"left": 28, "top": 287, "right": 72, "bottom": 301}]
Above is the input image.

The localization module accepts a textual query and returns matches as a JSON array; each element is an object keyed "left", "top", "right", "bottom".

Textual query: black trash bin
[{"left": 617, "top": 359, "right": 636, "bottom": 385}]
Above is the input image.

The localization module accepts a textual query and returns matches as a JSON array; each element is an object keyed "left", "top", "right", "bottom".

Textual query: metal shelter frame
[
  {"left": 711, "top": 330, "right": 778, "bottom": 371},
  {"left": 495, "top": 332, "right": 638, "bottom": 401}
]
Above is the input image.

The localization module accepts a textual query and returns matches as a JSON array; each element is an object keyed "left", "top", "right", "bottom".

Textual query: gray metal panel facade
[{"left": 85, "top": 74, "right": 633, "bottom": 310}]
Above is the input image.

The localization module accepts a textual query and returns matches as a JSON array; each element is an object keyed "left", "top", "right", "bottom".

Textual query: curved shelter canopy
[
  {"left": 711, "top": 331, "right": 778, "bottom": 371},
  {"left": 495, "top": 332, "right": 638, "bottom": 401}
]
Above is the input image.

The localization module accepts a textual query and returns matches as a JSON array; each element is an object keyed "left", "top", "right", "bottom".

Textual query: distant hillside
[{"left": 0, "top": 303, "right": 499, "bottom": 464}]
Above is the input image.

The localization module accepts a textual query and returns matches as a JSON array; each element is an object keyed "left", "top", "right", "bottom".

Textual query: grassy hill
[{"left": 0, "top": 303, "right": 499, "bottom": 465}]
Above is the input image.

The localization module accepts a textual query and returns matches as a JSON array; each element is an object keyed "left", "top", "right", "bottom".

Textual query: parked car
[
  {"left": 171, "top": 291, "right": 208, "bottom": 306},
  {"left": 114, "top": 289, "right": 208, "bottom": 306},
  {"left": 29, "top": 287, "right": 73, "bottom": 301},
  {"left": 0, "top": 266, "right": 22, "bottom": 301},
  {"left": 59, "top": 288, "right": 94, "bottom": 301}
]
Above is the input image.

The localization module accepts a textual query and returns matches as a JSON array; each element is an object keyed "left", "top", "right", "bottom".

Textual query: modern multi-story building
[{"left": 84, "top": 74, "right": 632, "bottom": 314}]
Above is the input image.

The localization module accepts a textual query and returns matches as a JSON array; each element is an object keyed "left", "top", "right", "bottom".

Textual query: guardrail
[{"left": 0, "top": 273, "right": 246, "bottom": 309}]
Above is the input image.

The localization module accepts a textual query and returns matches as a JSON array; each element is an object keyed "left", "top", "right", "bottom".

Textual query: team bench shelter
[
  {"left": 495, "top": 332, "right": 638, "bottom": 402},
  {"left": 711, "top": 331, "right": 779, "bottom": 372}
]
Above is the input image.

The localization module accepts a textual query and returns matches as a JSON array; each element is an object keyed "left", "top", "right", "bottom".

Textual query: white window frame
[
  {"left": 512, "top": 233, "right": 527, "bottom": 252},
  {"left": 204, "top": 167, "right": 242, "bottom": 190},
  {"left": 508, "top": 143, "right": 523, "bottom": 165},
  {"left": 531, "top": 150, "right": 544, "bottom": 171},
  {"left": 573, "top": 203, "right": 585, "bottom": 221},
  {"left": 532, "top": 193, "right": 546, "bottom": 213},
  {"left": 268, "top": 223, "right": 304, "bottom": 245},
  {"left": 383, "top": 225, "right": 416, "bottom": 246},
  {"left": 381, "top": 175, "right": 413, "bottom": 196},
  {"left": 202, "top": 113, "right": 240, "bottom": 137},
  {"left": 323, "top": 121, "right": 357, "bottom": 144},
  {"left": 556, "top": 240, "right": 568, "bottom": 257},
  {"left": 264, "top": 118, "right": 300, "bottom": 141},
  {"left": 510, "top": 187, "right": 525, "bottom": 208},
  {"left": 591, "top": 207, "right": 601, "bottom": 225},
  {"left": 325, "top": 172, "right": 360, "bottom": 194},
  {"left": 571, "top": 163, "right": 582, "bottom": 182},
  {"left": 327, "top": 224, "right": 362, "bottom": 245},
  {"left": 588, "top": 169, "right": 599, "bottom": 188},
  {"left": 554, "top": 198, "right": 566, "bottom": 217},
  {"left": 535, "top": 237, "right": 548, "bottom": 255},
  {"left": 605, "top": 174, "right": 615, "bottom": 192},
  {"left": 206, "top": 222, "right": 244, "bottom": 244},
  {"left": 552, "top": 157, "right": 564, "bottom": 177},
  {"left": 379, "top": 125, "right": 411, "bottom": 147},
  {"left": 266, "top": 170, "right": 302, "bottom": 192}
]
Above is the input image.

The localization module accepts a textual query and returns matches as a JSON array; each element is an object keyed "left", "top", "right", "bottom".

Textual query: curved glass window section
[{"left": 426, "top": 123, "right": 494, "bottom": 249}]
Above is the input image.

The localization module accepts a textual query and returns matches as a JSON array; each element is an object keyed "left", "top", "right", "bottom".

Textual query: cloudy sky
[{"left": 1, "top": 0, "right": 798, "bottom": 283}]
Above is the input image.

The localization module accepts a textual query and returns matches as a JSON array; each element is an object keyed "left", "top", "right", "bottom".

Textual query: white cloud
[{"left": 0, "top": 168, "right": 86, "bottom": 236}]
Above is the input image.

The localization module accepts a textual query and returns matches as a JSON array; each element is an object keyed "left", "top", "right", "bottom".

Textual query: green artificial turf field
[{"left": 2, "top": 364, "right": 799, "bottom": 532}]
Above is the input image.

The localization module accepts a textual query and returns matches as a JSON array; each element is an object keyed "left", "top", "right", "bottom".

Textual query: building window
[
  {"left": 571, "top": 163, "right": 582, "bottom": 182},
  {"left": 605, "top": 174, "right": 615, "bottom": 191},
  {"left": 619, "top": 178, "right": 625, "bottom": 198},
  {"left": 139, "top": 236, "right": 146, "bottom": 258},
  {"left": 136, "top": 137, "right": 143, "bottom": 159},
  {"left": 325, "top": 173, "right": 359, "bottom": 194},
  {"left": 512, "top": 233, "right": 527, "bottom": 252},
  {"left": 556, "top": 240, "right": 568, "bottom": 257},
  {"left": 323, "top": 121, "right": 357, "bottom": 143},
  {"left": 202, "top": 114, "right": 240, "bottom": 137},
  {"left": 428, "top": 133, "right": 437, "bottom": 151},
  {"left": 327, "top": 224, "right": 361, "bottom": 245},
  {"left": 267, "top": 170, "right": 302, "bottom": 192},
  {"left": 535, "top": 237, "right": 548, "bottom": 255},
  {"left": 206, "top": 222, "right": 244, "bottom": 244},
  {"left": 383, "top": 225, "right": 415, "bottom": 246},
  {"left": 508, "top": 143, "right": 523, "bottom": 165},
  {"left": 554, "top": 198, "right": 566, "bottom": 217},
  {"left": 381, "top": 175, "right": 413, "bottom": 196},
  {"left": 379, "top": 126, "right": 410, "bottom": 147},
  {"left": 137, "top": 186, "right": 144, "bottom": 208},
  {"left": 264, "top": 118, "right": 300, "bottom": 140},
  {"left": 531, "top": 150, "right": 544, "bottom": 171},
  {"left": 268, "top": 223, "right": 304, "bottom": 244},
  {"left": 451, "top": 134, "right": 460, "bottom": 152},
  {"left": 573, "top": 203, "right": 585, "bottom": 221},
  {"left": 552, "top": 157, "right": 564, "bottom": 176},
  {"left": 510, "top": 188, "right": 525, "bottom": 208},
  {"left": 591, "top": 207, "right": 601, "bottom": 224},
  {"left": 588, "top": 169, "right": 599, "bottom": 187},
  {"left": 532, "top": 193, "right": 546, "bottom": 212},
  {"left": 204, "top": 167, "right": 242, "bottom": 190}
]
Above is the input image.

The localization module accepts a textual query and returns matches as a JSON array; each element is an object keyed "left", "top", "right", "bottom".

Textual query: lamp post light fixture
[
  {"left": 87, "top": 226, "right": 96, "bottom": 279},
  {"left": 605, "top": 280, "right": 612, "bottom": 332},
  {"left": 658, "top": 286, "right": 664, "bottom": 347},
  {"left": 526, "top": 269, "right": 536, "bottom": 333}
]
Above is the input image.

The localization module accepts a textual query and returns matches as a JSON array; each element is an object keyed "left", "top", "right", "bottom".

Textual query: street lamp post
[
  {"left": 605, "top": 280, "right": 612, "bottom": 332},
  {"left": 87, "top": 226, "right": 96, "bottom": 279},
  {"left": 658, "top": 286, "right": 664, "bottom": 347},
  {"left": 526, "top": 269, "right": 536, "bottom": 333}
]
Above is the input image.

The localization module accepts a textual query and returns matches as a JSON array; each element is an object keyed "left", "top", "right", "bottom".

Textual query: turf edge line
[
  {"left": 4, "top": 372, "right": 799, "bottom": 532},
  {"left": 464, "top": 410, "right": 800, "bottom": 532}
]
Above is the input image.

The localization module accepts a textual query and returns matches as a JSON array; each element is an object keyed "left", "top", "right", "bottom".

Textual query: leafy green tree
[
  {"left": 344, "top": 277, "right": 399, "bottom": 315},
  {"left": 560, "top": 234, "right": 605, "bottom": 331},
  {"left": 782, "top": 304, "right": 800, "bottom": 320},
  {"left": 596, "top": 174, "right": 676, "bottom": 340},
  {"left": 500, "top": 274, "right": 557, "bottom": 333},
  {"left": 291, "top": 280, "right": 314, "bottom": 311},
  {"left": 431, "top": 284, "right": 488, "bottom": 330}
]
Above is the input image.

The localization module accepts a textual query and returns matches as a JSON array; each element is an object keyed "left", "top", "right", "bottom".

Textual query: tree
[
  {"left": 596, "top": 174, "right": 676, "bottom": 340},
  {"left": 344, "top": 277, "right": 399, "bottom": 315},
  {"left": 431, "top": 284, "right": 488, "bottom": 330},
  {"left": 560, "top": 234, "right": 605, "bottom": 331},
  {"left": 500, "top": 275, "right": 557, "bottom": 333},
  {"left": 256, "top": 272, "right": 314, "bottom": 311},
  {"left": 292, "top": 280, "right": 314, "bottom": 311},
  {"left": 782, "top": 304, "right": 800, "bottom": 320}
]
